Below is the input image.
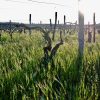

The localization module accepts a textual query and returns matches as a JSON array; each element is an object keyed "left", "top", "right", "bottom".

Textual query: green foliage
[{"left": 0, "top": 32, "right": 100, "bottom": 100}]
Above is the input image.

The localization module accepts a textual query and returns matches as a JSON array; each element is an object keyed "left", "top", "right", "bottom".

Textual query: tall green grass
[{"left": 0, "top": 32, "right": 100, "bottom": 100}]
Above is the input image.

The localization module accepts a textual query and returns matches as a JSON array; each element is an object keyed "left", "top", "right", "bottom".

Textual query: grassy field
[{"left": 0, "top": 32, "right": 100, "bottom": 100}]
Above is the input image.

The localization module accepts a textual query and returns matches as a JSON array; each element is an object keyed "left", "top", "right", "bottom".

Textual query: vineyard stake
[
  {"left": 64, "top": 15, "right": 66, "bottom": 35},
  {"left": 29, "top": 14, "right": 32, "bottom": 35},
  {"left": 88, "top": 22, "right": 92, "bottom": 43},
  {"left": 58, "top": 20, "right": 59, "bottom": 25},
  {"left": 93, "top": 13, "right": 96, "bottom": 43},
  {"left": 9, "top": 20, "right": 12, "bottom": 40},
  {"left": 50, "top": 19, "right": 52, "bottom": 30},
  {"left": 52, "top": 12, "right": 57, "bottom": 41}
]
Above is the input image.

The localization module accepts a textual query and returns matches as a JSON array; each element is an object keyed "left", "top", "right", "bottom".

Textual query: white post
[{"left": 78, "top": 0, "right": 84, "bottom": 55}]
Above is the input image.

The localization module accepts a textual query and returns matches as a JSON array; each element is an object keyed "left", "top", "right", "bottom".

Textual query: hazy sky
[{"left": 0, "top": 0, "right": 100, "bottom": 24}]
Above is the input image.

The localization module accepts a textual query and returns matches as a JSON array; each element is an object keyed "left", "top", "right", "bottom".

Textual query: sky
[{"left": 0, "top": 0, "right": 100, "bottom": 24}]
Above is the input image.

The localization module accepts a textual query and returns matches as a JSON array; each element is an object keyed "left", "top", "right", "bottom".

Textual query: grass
[{"left": 0, "top": 31, "right": 100, "bottom": 100}]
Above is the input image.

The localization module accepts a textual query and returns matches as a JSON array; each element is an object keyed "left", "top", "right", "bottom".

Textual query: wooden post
[
  {"left": 50, "top": 19, "right": 52, "bottom": 30},
  {"left": 64, "top": 15, "right": 66, "bottom": 25},
  {"left": 40, "top": 21, "right": 42, "bottom": 24},
  {"left": 24, "top": 28, "right": 26, "bottom": 34},
  {"left": 60, "top": 30, "right": 63, "bottom": 42},
  {"left": 64, "top": 15, "right": 66, "bottom": 35},
  {"left": 69, "top": 23, "right": 72, "bottom": 34},
  {"left": 93, "top": 13, "right": 96, "bottom": 43},
  {"left": 88, "top": 22, "right": 92, "bottom": 43},
  {"left": 58, "top": 20, "right": 60, "bottom": 33},
  {"left": 9, "top": 20, "right": 12, "bottom": 40},
  {"left": 52, "top": 12, "right": 57, "bottom": 41},
  {"left": 29, "top": 14, "right": 31, "bottom": 24},
  {"left": 29, "top": 14, "right": 32, "bottom": 35},
  {"left": 58, "top": 20, "right": 59, "bottom": 25},
  {"left": 78, "top": 10, "right": 84, "bottom": 55}
]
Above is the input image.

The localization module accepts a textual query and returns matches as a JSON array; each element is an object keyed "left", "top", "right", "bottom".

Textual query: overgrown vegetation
[{"left": 0, "top": 32, "right": 100, "bottom": 100}]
